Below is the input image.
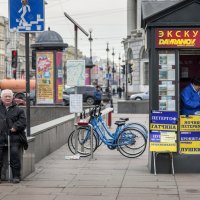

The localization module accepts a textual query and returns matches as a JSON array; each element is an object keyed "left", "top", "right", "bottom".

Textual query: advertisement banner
[
  {"left": 55, "top": 51, "right": 63, "bottom": 104},
  {"left": 85, "top": 68, "right": 90, "bottom": 85},
  {"left": 66, "top": 60, "right": 85, "bottom": 86},
  {"left": 180, "top": 115, "right": 200, "bottom": 132},
  {"left": 180, "top": 115, "right": 200, "bottom": 154},
  {"left": 150, "top": 111, "right": 178, "bottom": 124},
  {"left": 36, "top": 52, "right": 54, "bottom": 104},
  {"left": 150, "top": 111, "right": 178, "bottom": 152},
  {"left": 156, "top": 29, "right": 200, "bottom": 48}
]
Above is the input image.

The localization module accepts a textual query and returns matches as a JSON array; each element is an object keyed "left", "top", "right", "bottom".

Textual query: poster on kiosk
[
  {"left": 180, "top": 115, "right": 200, "bottom": 154},
  {"left": 150, "top": 111, "right": 178, "bottom": 152}
]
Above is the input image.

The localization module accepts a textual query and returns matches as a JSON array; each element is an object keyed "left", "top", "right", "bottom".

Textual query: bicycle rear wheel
[
  {"left": 68, "top": 127, "right": 98, "bottom": 157},
  {"left": 117, "top": 128, "right": 147, "bottom": 158},
  {"left": 126, "top": 123, "right": 148, "bottom": 137}
]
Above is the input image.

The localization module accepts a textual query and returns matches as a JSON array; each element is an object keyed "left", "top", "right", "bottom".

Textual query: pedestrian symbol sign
[
  {"left": 9, "top": 0, "right": 45, "bottom": 32},
  {"left": 105, "top": 73, "right": 112, "bottom": 80}
]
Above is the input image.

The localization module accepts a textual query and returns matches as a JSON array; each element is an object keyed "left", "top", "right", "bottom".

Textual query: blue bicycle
[{"left": 68, "top": 105, "right": 148, "bottom": 158}]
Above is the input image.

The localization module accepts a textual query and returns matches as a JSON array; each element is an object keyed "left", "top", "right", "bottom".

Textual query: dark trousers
[
  {"left": 0, "top": 134, "right": 21, "bottom": 170},
  {"left": 95, "top": 100, "right": 101, "bottom": 105}
]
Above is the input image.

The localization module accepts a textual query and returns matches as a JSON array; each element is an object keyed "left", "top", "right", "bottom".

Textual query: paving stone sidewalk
[{"left": 0, "top": 114, "right": 200, "bottom": 200}]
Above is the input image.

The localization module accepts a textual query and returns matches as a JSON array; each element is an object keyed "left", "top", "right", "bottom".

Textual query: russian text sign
[
  {"left": 180, "top": 115, "right": 200, "bottom": 154},
  {"left": 156, "top": 29, "right": 200, "bottom": 48},
  {"left": 150, "top": 111, "right": 178, "bottom": 152}
]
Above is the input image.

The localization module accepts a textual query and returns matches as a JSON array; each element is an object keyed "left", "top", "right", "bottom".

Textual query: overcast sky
[{"left": 1, "top": 0, "right": 127, "bottom": 61}]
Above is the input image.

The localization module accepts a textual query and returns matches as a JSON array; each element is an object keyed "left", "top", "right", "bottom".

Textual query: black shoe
[
  {"left": 12, "top": 168, "right": 21, "bottom": 184},
  {"left": 13, "top": 178, "right": 20, "bottom": 183}
]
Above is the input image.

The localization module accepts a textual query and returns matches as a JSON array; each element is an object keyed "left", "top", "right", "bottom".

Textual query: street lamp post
[
  {"left": 118, "top": 53, "right": 121, "bottom": 87},
  {"left": 88, "top": 28, "right": 93, "bottom": 85},
  {"left": 106, "top": 43, "right": 110, "bottom": 89},
  {"left": 112, "top": 48, "right": 115, "bottom": 85},
  {"left": 88, "top": 29, "right": 93, "bottom": 60},
  {"left": 125, "top": 60, "right": 128, "bottom": 100}
]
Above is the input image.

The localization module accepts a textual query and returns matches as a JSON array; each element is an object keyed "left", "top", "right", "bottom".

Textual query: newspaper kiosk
[{"left": 142, "top": 0, "right": 200, "bottom": 173}]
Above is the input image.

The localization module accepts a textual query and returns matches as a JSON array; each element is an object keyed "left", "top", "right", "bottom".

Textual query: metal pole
[
  {"left": 112, "top": 48, "right": 115, "bottom": 85},
  {"left": 89, "top": 124, "right": 94, "bottom": 160},
  {"left": 89, "top": 29, "right": 93, "bottom": 85},
  {"left": 125, "top": 60, "right": 128, "bottom": 100},
  {"left": 25, "top": 33, "right": 30, "bottom": 137},
  {"left": 74, "top": 25, "right": 78, "bottom": 154},
  {"left": 119, "top": 54, "right": 121, "bottom": 87},
  {"left": 74, "top": 25, "right": 78, "bottom": 59},
  {"left": 7, "top": 132, "right": 11, "bottom": 182},
  {"left": 106, "top": 43, "right": 110, "bottom": 89}
]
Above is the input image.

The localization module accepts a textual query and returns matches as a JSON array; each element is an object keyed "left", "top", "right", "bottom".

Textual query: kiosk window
[
  {"left": 158, "top": 52, "right": 176, "bottom": 111},
  {"left": 179, "top": 54, "right": 200, "bottom": 91}
]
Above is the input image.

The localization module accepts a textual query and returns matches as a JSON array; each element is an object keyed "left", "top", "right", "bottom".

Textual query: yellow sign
[
  {"left": 180, "top": 115, "right": 200, "bottom": 132},
  {"left": 180, "top": 141, "right": 200, "bottom": 154},
  {"left": 150, "top": 142, "right": 177, "bottom": 152},
  {"left": 58, "top": 85, "right": 63, "bottom": 100},
  {"left": 150, "top": 123, "right": 177, "bottom": 131},
  {"left": 160, "top": 132, "right": 176, "bottom": 143}
]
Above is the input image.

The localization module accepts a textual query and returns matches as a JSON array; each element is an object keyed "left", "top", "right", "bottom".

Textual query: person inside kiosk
[{"left": 181, "top": 77, "right": 200, "bottom": 115}]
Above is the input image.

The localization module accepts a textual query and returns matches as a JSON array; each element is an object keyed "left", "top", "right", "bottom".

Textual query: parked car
[
  {"left": 63, "top": 94, "right": 69, "bottom": 106},
  {"left": 130, "top": 91, "right": 149, "bottom": 100},
  {"left": 63, "top": 85, "right": 96, "bottom": 105}
]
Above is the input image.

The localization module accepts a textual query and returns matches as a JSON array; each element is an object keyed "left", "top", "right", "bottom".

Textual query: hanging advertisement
[
  {"left": 55, "top": 51, "right": 63, "bottom": 104},
  {"left": 180, "top": 115, "right": 200, "bottom": 154},
  {"left": 36, "top": 52, "right": 54, "bottom": 104},
  {"left": 66, "top": 60, "right": 85, "bottom": 86},
  {"left": 150, "top": 111, "right": 178, "bottom": 152},
  {"left": 158, "top": 53, "right": 176, "bottom": 111}
]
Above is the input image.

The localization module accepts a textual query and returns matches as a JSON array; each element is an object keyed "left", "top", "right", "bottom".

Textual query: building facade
[
  {"left": 0, "top": 16, "right": 36, "bottom": 80},
  {"left": 124, "top": 0, "right": 182, "bottom": 95}
]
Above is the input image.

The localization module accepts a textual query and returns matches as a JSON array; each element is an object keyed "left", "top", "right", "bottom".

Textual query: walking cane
[{"left": 7, "top": 131, "right": 11, "bottom": 182}]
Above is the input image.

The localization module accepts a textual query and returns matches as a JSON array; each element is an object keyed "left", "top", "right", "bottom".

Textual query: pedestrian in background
[
  {"left": 112, "top": 88, "right": 116, "bottom": 96},
  {"left": 117, "top": 86, "right": 122, "bottom": 99},
  {"left": 0, "top": 89, "right": 28, "bottom": 183},
  {"left": 94, "top": 85, "right": 102, "bottom": 105}
]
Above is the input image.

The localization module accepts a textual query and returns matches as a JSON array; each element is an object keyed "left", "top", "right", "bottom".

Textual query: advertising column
[{"left": 36, "top": 51, "right": 54, "bottom": 104}]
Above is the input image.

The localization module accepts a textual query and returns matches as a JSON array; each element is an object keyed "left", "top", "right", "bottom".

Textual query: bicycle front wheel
[
  {"left": 117, "top": 128, "right": 147, "bottom": 158},
  {"left": 68, "top": 127, "right": 98, "bottom": 157}
]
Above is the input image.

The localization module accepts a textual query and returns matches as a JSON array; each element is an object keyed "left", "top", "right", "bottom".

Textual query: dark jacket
[
  {"left": 0, "top": 101, "right": 28, "bottom": 150},
  {"left": 94, "top": 89, "right": 102, "bottom": 101}
]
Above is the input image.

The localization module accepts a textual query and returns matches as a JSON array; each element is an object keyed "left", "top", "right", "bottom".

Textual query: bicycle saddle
[
  {"left": 115, "top": 121, "right": 125, "bottom": 126},
  {"left": 120, "top": 118, "right": 129, "bottom": 121}
]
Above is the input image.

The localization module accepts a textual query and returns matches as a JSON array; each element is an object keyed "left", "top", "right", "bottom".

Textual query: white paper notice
[{"left": 70, "top": 94, "right": 83, "bottom": 113}]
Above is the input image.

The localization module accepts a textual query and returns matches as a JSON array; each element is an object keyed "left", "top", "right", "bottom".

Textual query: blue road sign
[
  {"left": 105, "top": 73, "right": 112, "bottom": 80},
  {"left": 9, "top": 0, "right": 45, "bottom": 32}
]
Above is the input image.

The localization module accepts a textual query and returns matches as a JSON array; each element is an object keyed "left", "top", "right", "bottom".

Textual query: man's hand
[{"left": 10, "top": 128, "right": 17, "bottom": 133}]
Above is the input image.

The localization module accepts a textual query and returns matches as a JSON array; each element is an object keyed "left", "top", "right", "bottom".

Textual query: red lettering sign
[{"left": 155, "top": 29, "right": 200, "bottom": 48}]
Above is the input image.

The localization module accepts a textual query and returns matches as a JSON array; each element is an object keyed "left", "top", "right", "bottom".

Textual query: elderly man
[{"left": 0, "top": 89, "right": 27, "bottom": 183}]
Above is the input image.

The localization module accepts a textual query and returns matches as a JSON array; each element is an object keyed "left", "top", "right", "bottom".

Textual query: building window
[{"left": 143, "top": 62, "right": 149, "bottom": 85}]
